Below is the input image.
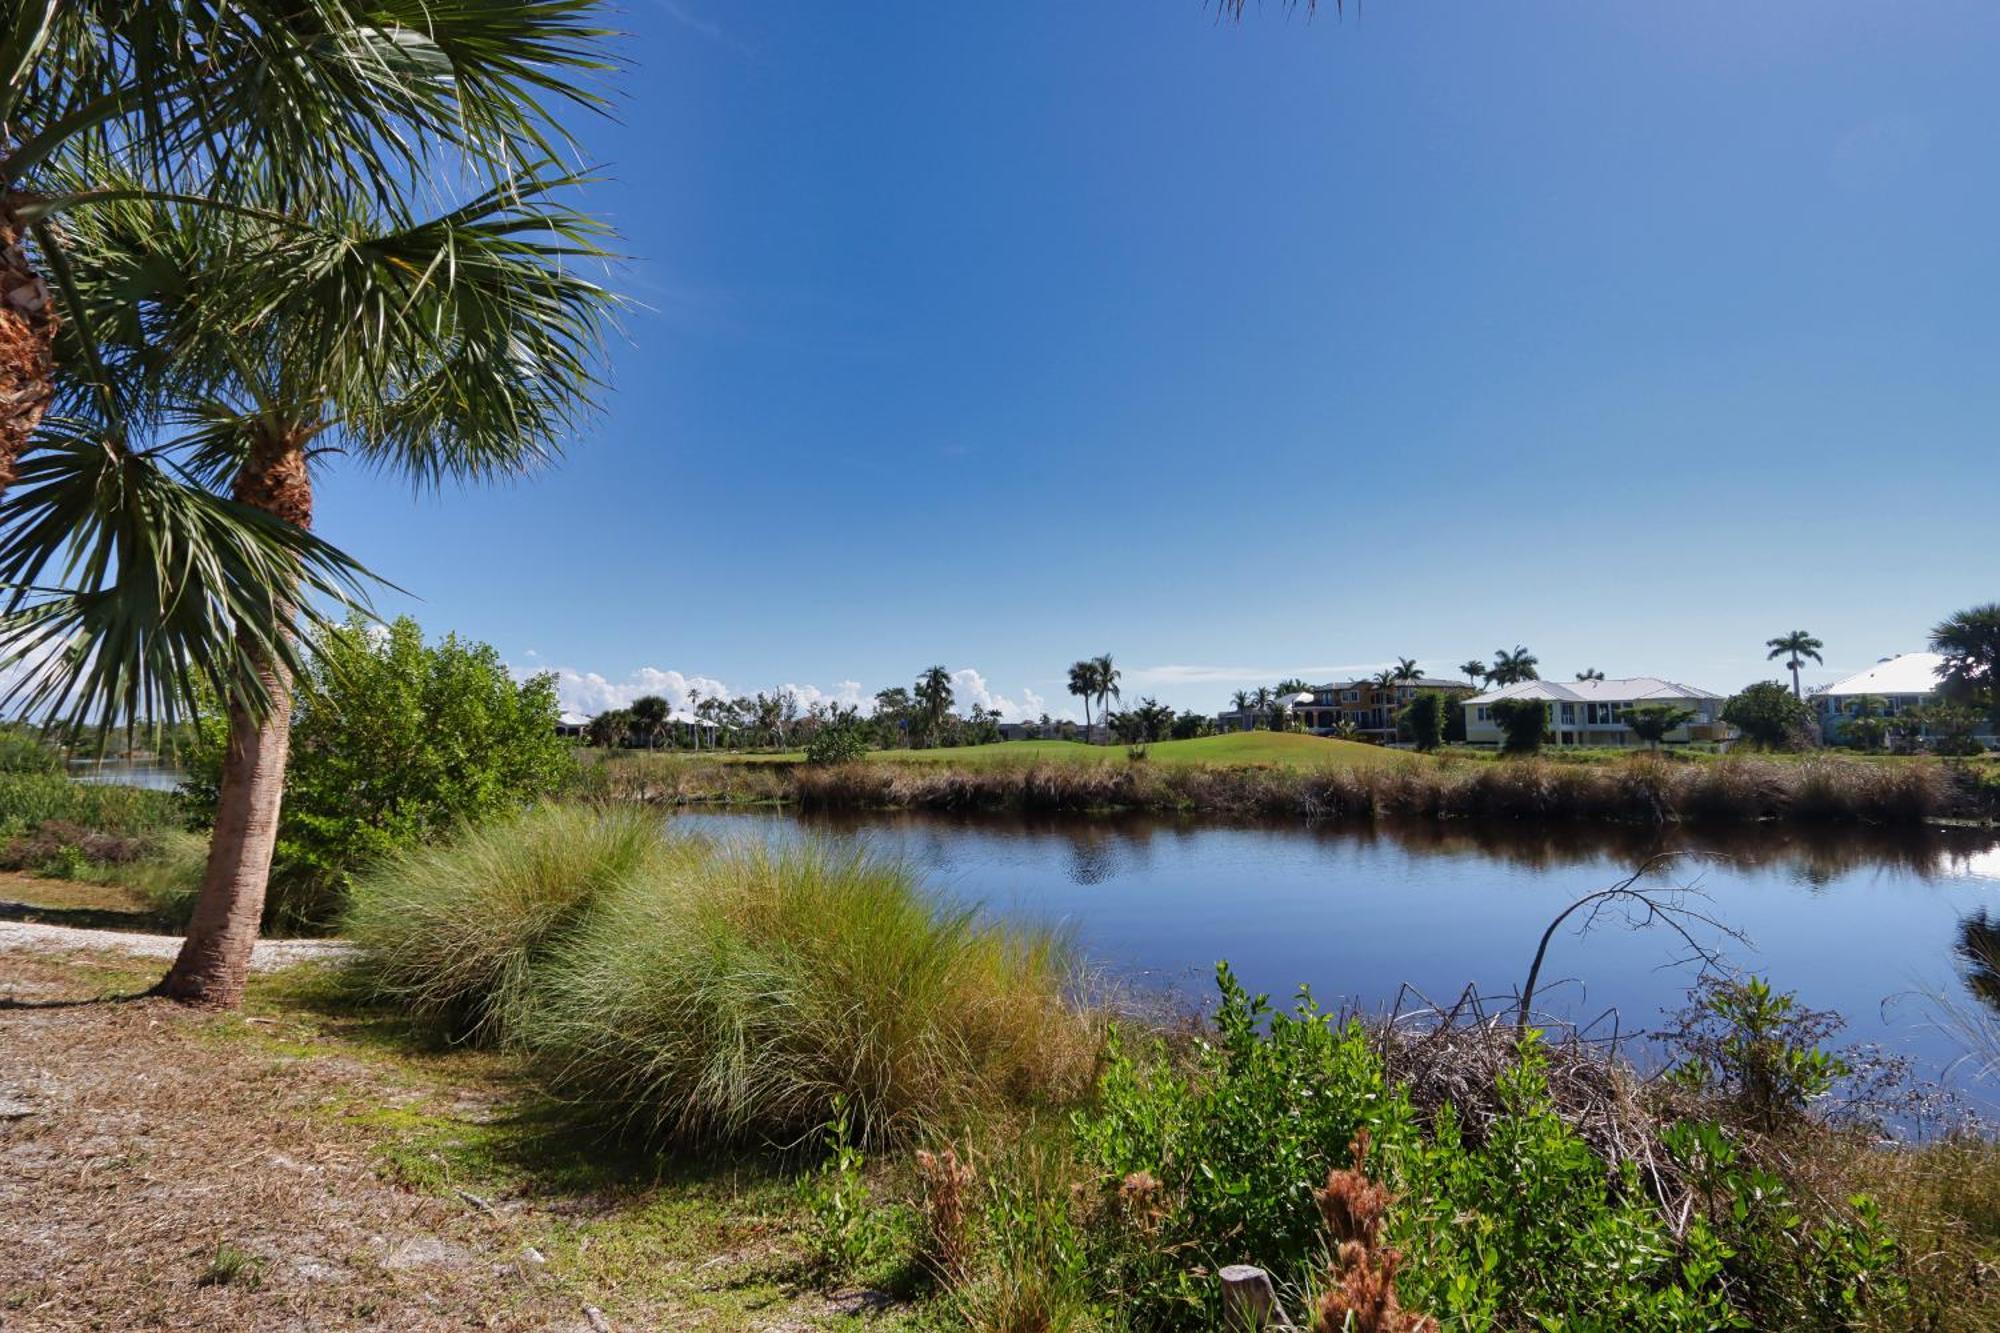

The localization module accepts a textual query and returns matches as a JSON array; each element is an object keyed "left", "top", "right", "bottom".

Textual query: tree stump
[{"left": 1220, "top": 1264, "right": 1290, "bottom": 1331}]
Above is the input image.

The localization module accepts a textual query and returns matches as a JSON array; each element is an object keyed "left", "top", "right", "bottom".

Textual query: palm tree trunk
[
  {"left": 0, "top": 201, "right": 59, "bottom": 496},
  {"left": 157, "top": 431, "right": 313, "bottom": 1007}
]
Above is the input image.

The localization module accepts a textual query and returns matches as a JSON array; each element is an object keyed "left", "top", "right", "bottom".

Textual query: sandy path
[{"left": 0, "top": 919, "right": 349, "bottom": 969}]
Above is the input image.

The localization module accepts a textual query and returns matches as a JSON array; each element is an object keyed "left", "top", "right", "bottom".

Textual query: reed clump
[{"left": 344, "top": 805, "right": 1099, "bottom": 1147}]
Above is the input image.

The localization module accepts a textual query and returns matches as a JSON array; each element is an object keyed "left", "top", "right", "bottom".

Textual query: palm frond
[{"left": 0, "top": 417, "right": 377, "bottom": 727}]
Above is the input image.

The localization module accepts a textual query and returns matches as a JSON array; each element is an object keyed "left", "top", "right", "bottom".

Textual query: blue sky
[{"left": 318, "top": 0, "right": 2000, "bottom": 720}]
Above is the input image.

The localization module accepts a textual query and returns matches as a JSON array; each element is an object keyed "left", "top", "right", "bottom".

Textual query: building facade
[
  {"left": 1815, "top": 652, "right": 1995, "bottom": 746},
  {"left": 1461, "top": 677, "right": 1730, "bottom": 748},
  {"left": 1218, "top": 678, "right": 1477, "bottom": 744}
]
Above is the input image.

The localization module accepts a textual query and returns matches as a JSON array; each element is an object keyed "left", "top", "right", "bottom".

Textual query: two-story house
[{"left": 1462, "top": 677, "right": 1729, "bottom": 748}]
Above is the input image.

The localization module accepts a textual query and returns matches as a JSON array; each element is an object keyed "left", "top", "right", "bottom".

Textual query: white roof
[
  {"left": 1467, "top": 676, "right": 1722, "bottom": 707},
  {"left": 1818, "top": 653, "right": 1944, "bottom": 698},
  {"left": 558, "top": 711, "right": 592, "bottom": 727}
]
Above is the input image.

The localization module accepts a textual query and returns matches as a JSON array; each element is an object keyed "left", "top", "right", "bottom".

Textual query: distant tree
[
  {"left": 1723, "top": 681, "right": 1814, "bottom": 750},
  {"left": 805, "top": 705, "right": 870, "bottom": 764},
  {"left": 586, "top": 709, "right": 631, "bottom": 750},
  {"left": 1489, "top": 697, "right": 1551, "bottom": 755},
  {"left": 1915, "top": 701, "right": 1985, "bottom": 757},
  {"left": 1371, "top": 668, "right": 1401, "bottom": 733},
  {"left": 1068, "top": 660, "right": 1100, "bottom": 739},
  {"left": 1398, "top": 690, "right": 1449, "bottom": 752},
  {"left": 872, "top": 686, "right": 914, "bottom": 749},
  {"left": 915, "top": 667, "right": 955, "bottom": 747},
  {"left": 1092, "top": 654, "right": 1122, "bottom": 743},
  {"left": 1625, "top": 704, "right": 1695, "bottom": 751},
  {"left": 1932, "top": 603, "right": 2000, "bottom": 723},
  {"left": 1274, "top": 677, "right": 1311, "bottom": 695},
  {"left": 1765, "top": 630, "right": 1825, "bottom": 699},
  {"left": 1459, "top": 660, "right": 1490, "bottom": 689},
  {"left": 1575, "top": 668, "right": 1606, "bottom": 682},
  {"left": 1394, "top": 657, "right": 1422, "bottom": 686},
  {"left": 629, "top": 695, "right": 670, "bottom": 751},
  {"left": 1171, "top": 712, "right": 1213, "bottom": 741},
  {"left": 1252, "top": 685, "right": 1274, "bottom": 712},
  {"left": 1230, "top": 689, "right": 1252, "bottom": 712},
  {"left": 1490, "top": 646, "right": 1540, "bottom": 685}
]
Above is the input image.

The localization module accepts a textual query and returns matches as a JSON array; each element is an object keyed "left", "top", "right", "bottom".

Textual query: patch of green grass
[
  {"left": 0, "top": 772, "right": 184, "bottom": 839},
  {"left": 196, "top": 1240, "right": 265, "bottom": 1289}
]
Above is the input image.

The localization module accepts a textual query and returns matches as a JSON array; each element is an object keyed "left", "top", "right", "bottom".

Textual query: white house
[
  {"left": 1462, "top": 677, "right": 1730, "bottom": 748},
  {"left": 1814, "top": 652, "right": 1993, "bottom": 745}
]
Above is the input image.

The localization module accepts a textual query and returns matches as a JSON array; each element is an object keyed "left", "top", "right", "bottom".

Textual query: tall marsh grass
[
  {"left": 344, "top": 805, "right": 1099, "bottom": 1146},
  {"left": 0, "top": 772, "right": 184, "bottom": 838}
]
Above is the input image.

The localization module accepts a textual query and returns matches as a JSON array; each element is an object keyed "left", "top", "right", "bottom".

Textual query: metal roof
[
  {"left": 1466, "top": 677, "right": 1723, "bottom": 706},
  {"left": 1816, "top": 653, "right": 1945, "bottom": 698}
]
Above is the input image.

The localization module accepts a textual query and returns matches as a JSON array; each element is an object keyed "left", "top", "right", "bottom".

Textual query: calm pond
[{"left": 674, "top": 809, "right": 2000, "bottom": 1099}]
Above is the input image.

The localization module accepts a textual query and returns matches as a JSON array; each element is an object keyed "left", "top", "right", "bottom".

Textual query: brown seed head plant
[{"left": 1311, "top": 1130, "right": 1433, "bottom": 1333}]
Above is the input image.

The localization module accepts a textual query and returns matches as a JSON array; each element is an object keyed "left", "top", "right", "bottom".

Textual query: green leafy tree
[
  {"left": 1723, "top": 681, "right": 1814, "bottom": 750},
  {"left": 1932, "top": 602, "right": 2000, "bottom": 723},
  {"left": 1838, "top": 695, "right": 1889, "bottom": 753},
  {"left": 1490, "top": 645, "right": 1540, "bottom": 685},
  {"left": 1914, "top": 701, "right": 1984, "bottom": 757},
  {"left": 1765, "top": 630, "right": 1825, "bottom": 699},
  {"left": 1625, "top": 703, "right": 1695, "bottom": 750},
  {"left": 871, "top": 686, "right": 913, "bottom": 749},
  {"left": 1397, "top": 690, "right": 1449, "bottom": 752},
  {"left": 1171, "top": 712, "right": 1212, "bottom": 740},
  {"left": 185, "top": 616, "right": 572, "bottom": 931},
  {"left": 805, "top": 707, "right": 870, "bottom": 765},
  {"left": 1489, "top": 697, "right": 1551, "bottom": 754}
]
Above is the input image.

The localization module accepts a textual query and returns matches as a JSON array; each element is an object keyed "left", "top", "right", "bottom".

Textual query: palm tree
[
  {"left": 1490, "top": 646, "right": 1540, "bottom": 686},
  {"left": 1394, "top": 657, "right": 1422, "bottom": 684},
  {"left": 1370, "top": 667, "right": 1401, "bottom": 735},
  {"left": 1230, "top": 688, "right": 1252, "bottom": 712},
  {"left": 1092, "top": 653, "right": 1120, "bottom": 744},
  {"left": 1931, "top": 604, "right": 2000, "bottom": 707},
  {"left": 1459, "top": 660, "right": 1489, "bottom": 689},
  {"left": 1274, "top": 677, "right": 1310, "bottom": 695},
  {"left": 916, "top": 666, "right": 955, "bottom": 747},
  {"left": 1765, "top": 630, "right": 1825, "bottom": 699},
  {"left": 630, "top": 696, "right": 670, "bottom": 751},
  {"left": 0, "top": 4, "right": 609, "bottom": 727},
  {"left": 1068, "top": 659, "right": 1099, "bottom": 739},
  {"left": 1575, "top": 668, "right": 1605, "bottom": 682},
  {"left": 25, "top": 173, "right": 611, "bottom": 1007}
]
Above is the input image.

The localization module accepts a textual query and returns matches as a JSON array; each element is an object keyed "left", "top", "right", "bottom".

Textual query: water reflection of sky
[{"left": 674, "top": 810, "right": 2000, "bottom": 1102}]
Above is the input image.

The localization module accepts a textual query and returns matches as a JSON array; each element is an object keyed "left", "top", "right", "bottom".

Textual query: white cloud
[
  {"left": 530, "top": 666, "right": 734, "bottom": 717},
  {"left": 950, "top": 668, "right": 1051, "bottom": 723}
]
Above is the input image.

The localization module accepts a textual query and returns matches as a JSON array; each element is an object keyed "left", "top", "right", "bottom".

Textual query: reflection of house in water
[{"left": 1957, "top": 910, "right": 2000, "bottom": 1015}]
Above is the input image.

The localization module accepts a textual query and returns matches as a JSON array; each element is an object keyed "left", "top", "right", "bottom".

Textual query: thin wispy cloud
[
  {"left": 1127, "top": 663, "right": 1394, "bottom": 687},
  {"left": 655, "top": 1, "right": 757, "bottom": 58}
]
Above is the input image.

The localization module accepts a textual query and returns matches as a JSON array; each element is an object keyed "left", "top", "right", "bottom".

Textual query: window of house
[
  {"left": 1560, "top": 703, "right": 1576, "bottom": 724},
  {"left": 1476, "top": 706, "right": 1490, "bottom": 722},
  {"left": 1343, "top": 690, "right": 1359, "bottom": 703}
]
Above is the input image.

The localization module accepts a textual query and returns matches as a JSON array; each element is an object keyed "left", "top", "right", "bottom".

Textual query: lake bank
[{"left": 593, "top": 748, "right": 2000, "bottom": 827}]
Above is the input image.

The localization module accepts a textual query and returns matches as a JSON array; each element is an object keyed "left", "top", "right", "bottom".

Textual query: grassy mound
[{"left": 345, "top": 805, "right": 1097, "bottom": 1146}]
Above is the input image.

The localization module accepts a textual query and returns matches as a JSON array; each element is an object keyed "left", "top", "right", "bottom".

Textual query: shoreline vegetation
[
  {"left": 326, "top": 805, "right": 2000, "bottom": 1330},
  {"left": 587, "top": 743, "right": 2000, "bottom": 827}
]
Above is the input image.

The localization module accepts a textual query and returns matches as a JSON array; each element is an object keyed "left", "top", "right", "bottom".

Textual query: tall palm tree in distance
[
  {"left": 1231, "top": 688, "right": 1252, "bottom": 711},
  {"left": 1394, "top": 657, "right": 1422, "bottom": 686},
  {"left": 1068, "top": 659, "right": 1099, "bottom": 739},
  {"left": 916, "top": 666, "right": 955, "bottom": 747},
  {"left": 1459, "top": 659, "right": 1490, "bottom": 689},
  {"left": 1575, "top": 668, "right": 1605, "bottom": 682},
  {"left": 1092, "top": 653, "right": 1121, "bottom": 742},
  {"left": 1765, "top": 630, "right": 1825, "bottom": 699},
  {"left": 1371, "top": 667, "right": 1401, "bottom": 734}
]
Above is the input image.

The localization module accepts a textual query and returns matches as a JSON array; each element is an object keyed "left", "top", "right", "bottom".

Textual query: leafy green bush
[
  {"left": 0, "top": 772, "right": 184, "bottom": 840},
  {"left": 346, "top": 806, "right": 1099, "bottom": 1147},
  {"left": 1396, "top": 690, "right": 1449, "bottom": 752},
  {"left": 1665, "top": 976, "right": 1850, "bottom": 1132},
  {"left": 1724, "top": 680, "right": 1815, "bottom": 750},
  {"left": 1041, "top": 967, "right": 1906, "bottom": 1330},
  {"left": 0, "top": 725, "right": 62, "bottom": 774},
  {"left": 1488, "top": 697, "right": 1551, "bottom": 754},
  {"left": 805, "top": 719, "right": 871, "bottom": 765},
  {"left": 187, "top": 615, "right": 578, "bottom": 930}
]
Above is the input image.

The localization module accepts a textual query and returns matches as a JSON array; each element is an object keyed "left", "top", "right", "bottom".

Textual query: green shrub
[
  {"left": 805, "top": 720, "right": 871, "bottom": 765},
  {"left": 344, "top": 803, "right": 666, "bottom": 1040},
  {"left": 1487, "top": 698, "right": 1551, "bottom": 755},
  {"left": 1724, "top": 680, "right": 1815, "bottom": 750},
  {"left": 1396, "top": 690, "right": 1449, "bottom": 752},
  {"left": 0, "top": 772, "right": 183, "bottom": 839},
  {"left": 187, "top": 615, "right": 579, "bottom": 931},
  {"left": 0, "top": 725, "right": 62, "bottom": 774},
  {"left": 346, "top": 806, "right": 1099, "bottom": 1147},
  {"left": 1050, "top": 967, "right": 1903, "bottom": 1330}
]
